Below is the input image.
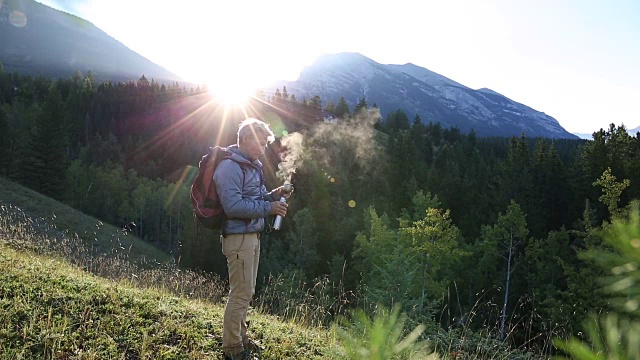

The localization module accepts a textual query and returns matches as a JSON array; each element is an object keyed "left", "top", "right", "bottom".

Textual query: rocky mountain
[
  {"left": 271, "top": 52, "right": 577, "bottom": 139},
  {"left": 0, "top": 0, "right": 181, "bottom": 83},
  {"left": 572, "top": 132, "right": 593, "bottom": 140}
]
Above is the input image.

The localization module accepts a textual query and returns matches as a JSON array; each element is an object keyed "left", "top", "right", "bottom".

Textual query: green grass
[
  {"left": 0, "top": 178, "right": 336, "bottom": 359},
  {"left": 0, "top": 177, "right": 169, "bottom": 265},
  {"left": 0, "top": 245, "right": 333, "bottom": 359}
]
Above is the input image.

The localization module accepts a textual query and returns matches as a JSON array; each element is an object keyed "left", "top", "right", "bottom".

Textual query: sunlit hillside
[
  {"left": 0, "top": 176, "right": 169, "bottom": 265},
  {"left": 0, "top": 177, "right": 335, "bottom": 359}
]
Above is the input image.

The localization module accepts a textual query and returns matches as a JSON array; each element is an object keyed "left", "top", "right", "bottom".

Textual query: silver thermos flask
[
  {"left": 272, "top": 197, "right": 287, "bottom": 230},
  {"left": 272, "top": 182, "right": 293, "bottom": 231}
]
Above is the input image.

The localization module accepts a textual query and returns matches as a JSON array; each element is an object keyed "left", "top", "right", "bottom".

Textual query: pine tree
[
  {"left": 478, "top": 200, "right": 529, "bottom": 340},
  {"left": 30, "top": 84, "right": 67, "bottom": 199},
  {"left": 324, "top": 100, "right": 335, "bottom": 115},
  {"left": 543, "top": 142, "right": 569, "bottom": 231},
  {"left": 400, "top": 206, "right": 467, "bottom": 313},
  {"left": 410, "top": 114, "right": 427, "bottom": 163},
  {"left": 353, "top": 96, "right": 368, "bottom": 114},
  {"left": 334, "top": 96, "right": 350, "bottom": 119},
  {"left": 272, "top": 88, "right": 282, "bottom": 103},
  {"left": 499, "top": 134, "right": 531, "bottom": 213},
  {"left": 287, "top": 207, "right": 320, "bottom": 278},
  {"left": 593, "top": 167, "right": 630, "bottom": 220},
  {"left": 523, "top": 228, "right": 573, "bottom": 336},
  {"left": 0, "top": 106, "right": 8, "bottom": 175},
  {"left": 387, "top": 109, "right": 410, "bottom": 131}
]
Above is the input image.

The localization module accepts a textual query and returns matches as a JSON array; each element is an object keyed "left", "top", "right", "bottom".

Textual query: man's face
[{"left": 242, "top": 134, "right": 269, "bottom": 161}]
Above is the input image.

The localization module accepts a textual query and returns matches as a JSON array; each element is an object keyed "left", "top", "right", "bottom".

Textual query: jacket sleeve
[{"left": 213, "top": 160, "right": 272, "bottom": 218}]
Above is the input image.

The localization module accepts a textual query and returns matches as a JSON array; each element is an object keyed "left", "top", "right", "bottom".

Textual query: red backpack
[{"left": 190, "top": 146, "right": 231, "bottom": 230}]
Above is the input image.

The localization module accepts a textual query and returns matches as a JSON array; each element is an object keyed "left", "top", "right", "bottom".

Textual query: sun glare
[{"left": 205, "top": 73, "right": 257, "bottom": 106}]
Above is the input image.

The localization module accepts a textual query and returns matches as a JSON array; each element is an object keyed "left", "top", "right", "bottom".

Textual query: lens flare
[
  {"left": 9, "top": 11, "right": 27, "bottom": 27},
  {"left": 330, "top": 177, "right": 335, "bottom": 183},
  {"left": 263, "top": 113, "right": 286, "bottom": 137},
  {"left": 348, "top": 200, "right": 356, "bottom": 208}
]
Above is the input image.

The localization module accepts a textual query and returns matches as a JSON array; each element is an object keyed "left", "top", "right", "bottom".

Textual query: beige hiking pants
[{"left": 221, "top": 232, "right": 260, "bottom": 354}]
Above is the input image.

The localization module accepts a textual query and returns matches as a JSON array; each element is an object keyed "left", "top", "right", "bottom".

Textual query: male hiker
[{"left": 213, "top": 118, "right": 289, "bottom": 360}]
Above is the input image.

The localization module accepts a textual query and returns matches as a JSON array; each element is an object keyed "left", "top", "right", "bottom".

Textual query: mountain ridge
[
  {"left": 271, "top": 52, "right": 577, "bottom": 139},
  {"left": 0, "top": 0, "right": 181, "bottom": 83}
]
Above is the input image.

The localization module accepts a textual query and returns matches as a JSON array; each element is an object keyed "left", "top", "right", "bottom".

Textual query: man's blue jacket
[{"left": 213, "top": 145, "right": 278, "bottom": 235}]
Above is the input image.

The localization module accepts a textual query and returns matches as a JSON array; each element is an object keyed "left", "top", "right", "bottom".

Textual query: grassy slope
[
  {"left": 0, "top": 178, "right": 335, "bottom": 359},
  {"left": 0, "top": 245, "right": 333, "bottom": 359},
  {"left": 0, "top": 177, "right": 169, "bottom": 264}
]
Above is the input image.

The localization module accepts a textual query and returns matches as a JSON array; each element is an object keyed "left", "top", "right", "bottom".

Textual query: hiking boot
[
  {"left": 223, "top": 349, "right": 251, "bottom": 360},
  {"left": 244, "top": 338, "right": 264, "bottom": 353}
]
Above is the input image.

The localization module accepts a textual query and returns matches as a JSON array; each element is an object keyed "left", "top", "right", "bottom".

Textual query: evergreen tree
[
  {"left": 543, "top": 142, "right": 570, "bottom": 231},
  {"left": 324, "top": 100, "right": 335, "bottom": 115},
  {"left": 386, "top": 109, "right": 410, "bottom": 131},
  {"left": 593, "top": 167, "right": 630, "bottom": 220},
  {"left": 287, "top": 207, "right": 320, "bottom": 278},
  {"left": 0, "top": 106, "right": 8, "bottom": 175},
  {"left": 307, "top": 95, "right": 323, "bottom": 122},
  {"left": 334, "top": 96, "right": 350, "bottom": 119},
  {"left": 399, "top": 206, "right": 467, "bottom": 313},
  {"left": 272, "top": 88, "right": 282, "bottom": 103},
  {"left": 523, "top": 228, "right": 573, "bottom": 336},
  {"left": 410, "top": 114, "right": 426, "bottom": 163},
  {"left": 386, "top": 129, "right": 418, "bottom": 212},
  {"left": 478, "top": 200, "right": 529, "bottom": 340},
  {"left": 353, "top": 207, "right": 397, "bottom": 281},
  {"left": 498, "top": 134, "right": 532, "bottom": 220},
  {"left": 353, "top": 96, "right": 368, "bottom": 114},
  {"left": 30, "top": 84, "right": 67, "bottom": 199},
  {"left": 353, "top": 207, "right": 419, "bottom": 311}
]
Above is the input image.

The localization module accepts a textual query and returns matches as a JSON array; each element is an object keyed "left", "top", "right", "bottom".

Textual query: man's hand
[
  {"left": 274, "top": 184, "right": 294, "bottom": 199},
  {"left": 270, "top": 200, "right": 288, "bottom": 217}
]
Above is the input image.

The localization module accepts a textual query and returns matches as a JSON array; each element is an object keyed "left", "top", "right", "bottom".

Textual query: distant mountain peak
[
  {"left": 477, "top": 88, "right": 500, "bottom": 95},
  {"left": 271, "top": 53, "right": 577, "bottom": 139}
]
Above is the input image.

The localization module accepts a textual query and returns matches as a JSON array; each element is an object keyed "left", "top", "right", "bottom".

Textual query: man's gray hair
[{"left": 237, "top": 118, "right": 275, "bottom": 144}]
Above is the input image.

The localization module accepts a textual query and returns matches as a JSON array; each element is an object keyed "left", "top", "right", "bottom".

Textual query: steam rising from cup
[{"left": 277, "top": 132, "right": 304, "bottom": 183}]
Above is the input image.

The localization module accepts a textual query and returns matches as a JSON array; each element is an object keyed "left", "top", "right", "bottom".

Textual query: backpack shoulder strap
[{"left": 203, "top": 147, "right": 224, "bottom": 199}]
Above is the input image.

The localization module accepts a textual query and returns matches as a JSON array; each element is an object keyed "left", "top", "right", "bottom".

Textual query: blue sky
[{"left": 34, "top": 0, "right": 640, "bottom": 134}]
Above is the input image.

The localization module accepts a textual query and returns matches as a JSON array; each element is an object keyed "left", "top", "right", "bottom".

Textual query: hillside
[
  {"left": 0, "top": 177, "right": 169, "bottom": 265},
  {"left": 0, "top": 246, "right": 333, "bottom": 359},
  {"left": 0, "top": 177, "right": 335, "bottom": 359},
  {"left": 0, "top": 0, "right": 181, "bottom": 82}
]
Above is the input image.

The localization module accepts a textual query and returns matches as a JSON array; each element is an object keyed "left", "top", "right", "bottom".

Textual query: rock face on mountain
[
  {"left": 0, "top": 0, "right": 180, "bottom": 82},
  {"left": 272, "top": 53, "right": 576, "bottom": 139}
]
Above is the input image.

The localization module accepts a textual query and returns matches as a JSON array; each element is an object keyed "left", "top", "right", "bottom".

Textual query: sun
[{"left": 205, "top": 71, "right": 258, "bottom": 107}]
